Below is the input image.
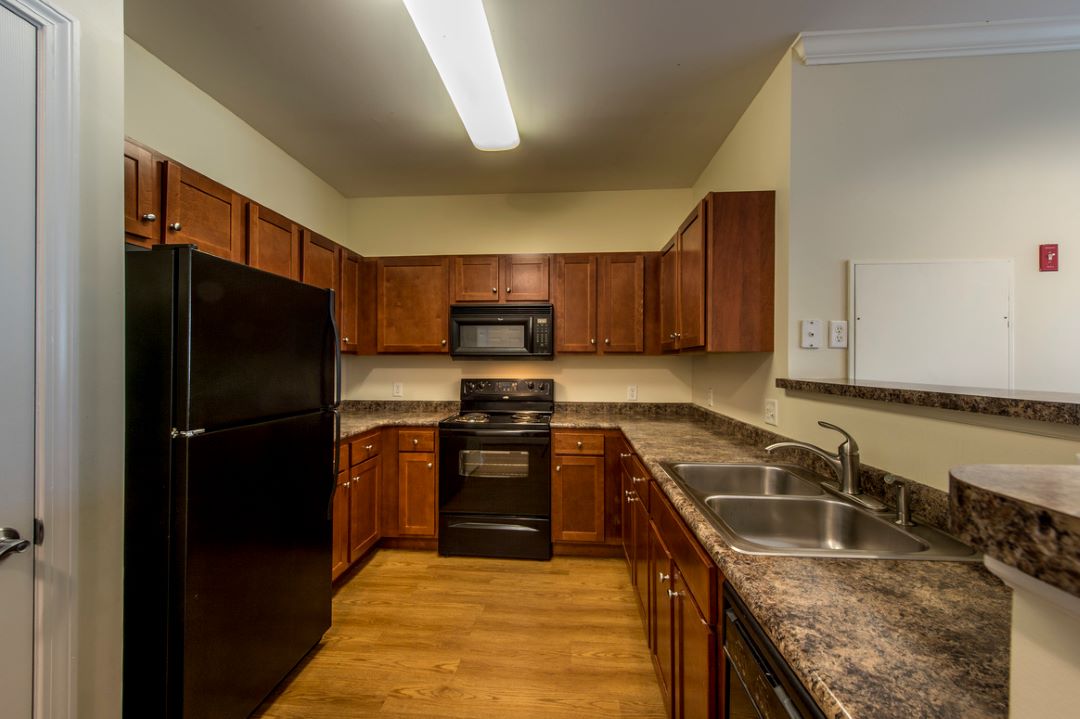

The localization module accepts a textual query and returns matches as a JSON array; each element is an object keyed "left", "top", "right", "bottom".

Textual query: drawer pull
[
  {"left": 427, "top": 462, "right": 433, "bottom": 469},
  {"left": 555, "top": 465, "right": 561, "bottom": 472},
  {"left": 412, "top": 438, "right": 419, "bottom": 447},
  {"left": 576, "top": 441, "right": 583, "bottom": 449},
  {"left": 658, "top": 572, "right": 670, "bottom": 583},
  {"left": 364, "top": 444, "right": 373, "bottom": 450}
]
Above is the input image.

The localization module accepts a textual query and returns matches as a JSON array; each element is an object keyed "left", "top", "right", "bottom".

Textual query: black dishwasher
[{"left": 723, "top": 583, "right": 825, "bottom": 719}]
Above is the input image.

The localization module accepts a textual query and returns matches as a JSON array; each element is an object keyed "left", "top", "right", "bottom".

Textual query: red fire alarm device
[{"left": 1039, "top": 244, "right": 1059, "bottom": 272}]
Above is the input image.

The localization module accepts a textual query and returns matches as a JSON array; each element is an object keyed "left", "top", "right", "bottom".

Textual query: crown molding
[{"left": 794, "top": 16, "right": 1080, "bottom": 66}]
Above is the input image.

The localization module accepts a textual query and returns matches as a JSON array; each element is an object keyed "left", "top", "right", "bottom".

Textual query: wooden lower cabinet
[
  {"left": 673, "top": 568, "right": 717, "bottom": 719},
  {"left": 331, "top": 468, "right": 351, "bottom": 581},
  {"left": 397, "top": 428, "right": 437, "bottom": 537},
  {"left": 552, "top": 455, "right": 605, "bottom": 543},
  {"left": 650, "top": 519, "right": 675, "bottom": 714},
  {"left": 349, "top": 456, "right": 380, "bottom": 559}
]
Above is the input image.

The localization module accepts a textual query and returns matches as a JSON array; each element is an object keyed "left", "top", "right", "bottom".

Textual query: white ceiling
[{"left": 125, "top": 0, "right": 1080, "bottom": 197}]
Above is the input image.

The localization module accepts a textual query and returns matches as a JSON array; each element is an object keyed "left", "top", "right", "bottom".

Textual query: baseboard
[{"left": 553, "top": 543, "right": 623, "bottom": 558}]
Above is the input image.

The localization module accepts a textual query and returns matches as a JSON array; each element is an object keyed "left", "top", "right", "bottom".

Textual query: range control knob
[{"left": 527, "top": 381, "right": 535, "bottom": 389}]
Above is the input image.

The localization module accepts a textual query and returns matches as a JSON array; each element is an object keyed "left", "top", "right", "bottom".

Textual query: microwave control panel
[{"left": 534, "top": 317, "right": 552, "bottom": 353}]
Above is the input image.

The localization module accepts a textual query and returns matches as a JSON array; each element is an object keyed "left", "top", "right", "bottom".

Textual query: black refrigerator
[{"left": 124, "top": 245, "right": 339, "bottom": 719}]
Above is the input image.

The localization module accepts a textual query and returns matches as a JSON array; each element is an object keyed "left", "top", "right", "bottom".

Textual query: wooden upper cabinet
[
  {"left": 554, "top": 254, "right": 598, "bottom": 352},
  {"left": 660, "top": 192, "right": 775, "bottom": 354},
  {"left": 124, "top": 140, "right": 160, "bottom": 247},
  {"left": 377, "top": 257, "right": 450, "bottom": 353},
  {"left": 501, "top": 254, "right": 550, "bottom": 301},
  {"left": 246, "top": 203, "right": 300, "bottom": 280},
  {"left": 676, "top": 201, "right": 707, "bottom": 352},
  {"left": 301, "top": 230, "right": 340, "bottom": 292},
  {"left": 452, "top": 254, "right": 550, "bottom": 303},
  {"left": 707, "top": 191, "right": 775, "bottom": 352},
  {"left": 339, "top": 250, "right": 361, "bottom": 354},
  {"left": 599, "top": 253, "right": 645, "bottom": 353},
  {"left": 162, "top": 161, "right": 245, "bottom": 262},
  {"left": 452, "top": 255, "right": 501, "bottom": 302},
  {"left": 659, "top": 238, "right": 679, "bottom": 353}
]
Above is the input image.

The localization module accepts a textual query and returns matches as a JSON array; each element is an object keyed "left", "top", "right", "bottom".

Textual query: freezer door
[
  {"left": 177, "top": 248, "right": 337, "bottom": 430},
  {"left": 170, "top": 411, "right": 334, "bottom": 719}
]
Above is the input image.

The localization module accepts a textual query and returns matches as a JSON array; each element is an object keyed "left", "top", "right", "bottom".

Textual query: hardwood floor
[{"left": 253, "top": 549, "right": 666, "bottom": 718}]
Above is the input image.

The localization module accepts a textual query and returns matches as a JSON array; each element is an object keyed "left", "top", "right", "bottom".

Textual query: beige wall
[
  {"left": 124, "top": 38, "right": 349, "bottom": 241},
  {"left": 789, "top": 50, "right": 1080, "bottom": 393},
  {"left": 344, "top": 354, "right": 692, "bottom": 402},
  {"left": 70, "top": 0, "right": 125, "bottom": 715},
  {"left": 345, "top": 188, "right": 691, "bottom": 256},
  {"left": 687, "top": 48, "right": 1080, "bottom": 492}
]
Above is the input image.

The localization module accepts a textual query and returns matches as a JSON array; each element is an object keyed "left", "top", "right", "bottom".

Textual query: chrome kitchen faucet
[{"left": 764, "top": 421, "right": 887, "bottom": 511}]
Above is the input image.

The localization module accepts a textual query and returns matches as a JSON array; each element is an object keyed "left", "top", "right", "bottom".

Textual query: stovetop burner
[
  {"left": 440, "top": 378, "right": 555, "bottom": 431},
  {"left": 449, "top": 412, "right": 491, "bottom": 424},
  {"left": 442, "top": 410, "right": 551, "bottom": 427}
]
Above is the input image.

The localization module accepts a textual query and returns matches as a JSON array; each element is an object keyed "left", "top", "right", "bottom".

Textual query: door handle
[{"left": 0, "top": 528, "right": 31, "bottom": 561}]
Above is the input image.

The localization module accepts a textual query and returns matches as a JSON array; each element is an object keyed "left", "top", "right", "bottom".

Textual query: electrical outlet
[
  {"left": 828, "top": 320, "right": 848, "bottom": 348},
  {"left": 392, "top": 382, "right": 404, "bottom": 398},
  {"left": 764, "top": 399, "right": 778, "bottom": 426},
  {"left": 707, "top": 388, "right": 714, "bottom": 407},
  {"left": 800, "top": 320, "right": 822, "bottom": 349},
  {"left": 627, "top": 385, "right": 638, "bottom": 401}
]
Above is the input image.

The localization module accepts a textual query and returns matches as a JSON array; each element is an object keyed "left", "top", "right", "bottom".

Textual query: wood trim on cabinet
[
  {"left": 659, "top": 237, "right": 679, "bottom": 353},
  {"left": 356, "top": 257, "right": 379, "bottom": 356}
]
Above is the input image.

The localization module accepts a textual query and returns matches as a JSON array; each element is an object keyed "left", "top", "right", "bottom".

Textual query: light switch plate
[
  {"left": 392, "top": 382, "right": 404, "bottom": 398},
  {"left": 828, "top": 320, "right": 848, "bottom": 348},
  {"left": 800, "top": 320, "right": 823, "bottom": 349},
  {"left": 626, "top": 385, "right": 638, "bottom": 401}
]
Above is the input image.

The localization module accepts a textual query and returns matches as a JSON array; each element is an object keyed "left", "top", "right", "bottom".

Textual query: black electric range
[{"left": 437, "top": 379, "right": 554, "bottom": 560}]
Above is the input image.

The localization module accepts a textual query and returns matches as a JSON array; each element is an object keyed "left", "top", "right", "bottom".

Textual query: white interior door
[{"left": 0, "top": 5, "right": 38, "bottom": 717}]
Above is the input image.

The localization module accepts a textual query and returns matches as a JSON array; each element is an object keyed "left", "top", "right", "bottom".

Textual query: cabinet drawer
[
  {"left": 398, "top": 428, "right": 435, "bottom": 453},
  {"left": 553, "top": 431, "right": 604, "bottom": 456},
  {"left": 625, "top": 454, "right": 651, "bottom": 512},
  {"left": 350, "top": 431, "right": 382, "bottom": 464},
  {"left": 651, "top": 483, "right": 717, "bottom": 624},
  {"left": 337, "top": 443, "right": 350, "bottom": 471}
]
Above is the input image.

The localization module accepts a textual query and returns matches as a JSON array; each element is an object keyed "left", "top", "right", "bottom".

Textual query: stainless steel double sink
[{"left": 660, "top": 463, "right": 978, "bottom": 561}]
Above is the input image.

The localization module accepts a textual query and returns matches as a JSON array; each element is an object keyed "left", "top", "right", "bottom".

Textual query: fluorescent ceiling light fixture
[{"left": 403, "top": 0, "right": 520, "bottom": 151}]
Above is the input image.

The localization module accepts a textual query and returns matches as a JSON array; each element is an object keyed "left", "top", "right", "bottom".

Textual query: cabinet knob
[
  {"left": 633, "top": 476, "right": 646, "bottom": 484},
  {"left": 353, "top": 476, "right": 360, "bottom": 482},
  {"left": 441, "top": 339, "right": 447, "bottom": 346},
  {"left": 576, "top": 441, "right": 583, "bottom": 449},
  {"left": 674, "top": 332, "right": 682, "bottom": 338},
  {"left": 555, "top": 465, "right": 561, "bottom": 472},
  {"left": 506, "top": 287, "right": 512, "bottom": 293},
  {"left": 669, "top": 332, "right": 676, "bottom": 340},
  {"left": 427, "top": 462, "right": 433, "bottom": 469},
  {"left": 668, "top": 589, "right": 681, "bottom": 599},
  {"left": 492, "top": 287, "right": 498, "bottom": 293},
  {"left": 168, "top": 222, "right": 182, "bottom": 231},
  {"left": 658, "top": 572, "right": 670, "bottom": 583},
  {"left": 619, "top": 453, "right": 631, "bottom": 459},
  {"left": 342, "top": 336, "right": 350, "bottom": 343},
  {"left": 142, "top": 212, "right": 157, "bottom": 222},
  {"left": 590, "top": 338, "right": 596, "bottom": 345},
  {"left": 412, "top": 438, "right": 419, "bottom": 447},
  {"left": 604, "top": 338, "right": 610, "bottom": 345},
  {"left": 344, "top": 481, "right": 351, "bottom": 488},
  {"left": 364, "top": 444, "right": 373, "bottom": 451}
]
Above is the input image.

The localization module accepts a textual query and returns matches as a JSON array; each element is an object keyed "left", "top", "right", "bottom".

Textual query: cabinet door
[
  {"left": 599, "top": 253, "right": 645, "bottom": 353},
  {"left": 502, "top": 254, "right": 550, "bottom": 301},
  {"left": 673, "top": 568, "right": 716, "bottom": 719},
  {"left": 551, "top": 455, "right": 605, "bottom": 543},
  {"left": 621, "top": 458, "right": 634, "bottom": 570},
  {"left": 677, "top": 202, "right": 707, "bottom": 351},
  {"left": 398, "top": 452, "right": 436, "bottom": 536},
  {"left": 162, "top": 161, "right": 244, "bottom": 261},
  {"left": 632, "top": 494, "right": 651, "bottom": 620},
  {"left": 349, "top": 456, "right": 380, "bottom": 561},
  {"left": 339, "top": 250, "right": 361, "bottom": 354},
  {"left": 554, "top": 254, "right": 597, "bottom": 352},
  {"left": 650, "top": 520, "right": 675, "bottom": 714},
  {"left": 331, "top": 470, "right": 350, "bottom": 581},
  {"left": 246, "top": 203, "right": 300, "bottom": 280},
  {"left": 452, "top": 255, "right": 500, "bottom": 302},
  {"left": 659, "top": 238, "right": 679, "bottom": 353},
  {"left": 377, "top": 257, "right": 450, "bottom": 353},
  {"left": 301, "top": 230, "right": 340, "bottom": 292},
  {"left": 124, "top": 140, "right": 160, "bottom": 246}
]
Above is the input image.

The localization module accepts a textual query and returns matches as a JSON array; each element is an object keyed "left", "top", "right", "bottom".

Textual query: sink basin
[
  {"left": 706, "top": 496, "right": 927, "bottom": 553},
  {"left": 661, "top": 463, "right": 824, "bottom": 498},
  {"left": 660, "top": 462, "right": 979, "bottom": 561}
]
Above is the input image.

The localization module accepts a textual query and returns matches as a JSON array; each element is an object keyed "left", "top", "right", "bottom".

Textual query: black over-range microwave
[{"left": 449, "top": 304, "right": 554, "bottom": 359}]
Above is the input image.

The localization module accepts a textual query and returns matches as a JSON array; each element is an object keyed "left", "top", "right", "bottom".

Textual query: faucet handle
[{"left": 818, "top": 421, "right": 858, "bottom": 453}]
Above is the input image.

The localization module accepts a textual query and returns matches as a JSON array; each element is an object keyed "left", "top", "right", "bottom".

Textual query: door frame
[{"left": 4, "top": 0, "right": 79, "bottom": 716}]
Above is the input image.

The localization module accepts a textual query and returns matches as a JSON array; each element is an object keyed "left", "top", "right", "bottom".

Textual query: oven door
[{"left": 438, "top": 429, "right": 551, "bottom": 517}]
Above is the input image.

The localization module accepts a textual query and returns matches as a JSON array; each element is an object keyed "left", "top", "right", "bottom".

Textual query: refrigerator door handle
[
  {"left": 329, "top": 407, "right": 341, "bottom": 517},
  {"left": 325, "top": 289, "right": 341, "bottom": 408}
]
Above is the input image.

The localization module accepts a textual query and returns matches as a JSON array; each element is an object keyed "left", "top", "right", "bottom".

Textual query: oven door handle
[{"left": 447, "top": 522, "right": 541, "bottom": 533}]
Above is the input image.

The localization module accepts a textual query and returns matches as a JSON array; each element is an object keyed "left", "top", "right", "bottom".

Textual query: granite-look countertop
[
  {"left": 951, "top": 464, "right": 1080, "bottom": 599},
  {"left": 340, "top": 404, "right": 1011, "bottom": 719}
]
